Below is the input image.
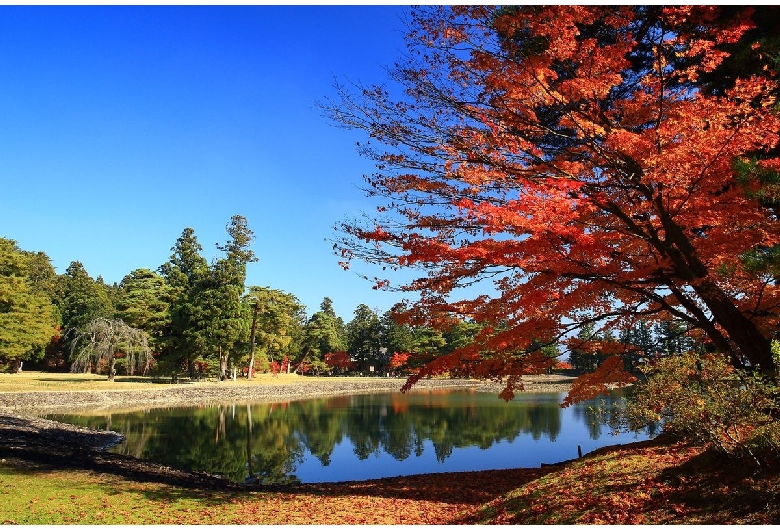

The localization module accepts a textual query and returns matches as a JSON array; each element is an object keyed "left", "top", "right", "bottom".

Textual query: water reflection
[{"left": 45, "top": 388, "right": 651, "bottom": 484}]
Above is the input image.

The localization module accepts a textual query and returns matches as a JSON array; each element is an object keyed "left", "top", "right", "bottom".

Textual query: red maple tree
[
  {"left": 324, "top": 351, "right": 355, "bottom": 373},
  {"left": 389, "top": 351, "right": 411, "bottom": 371},
  {"left": 327, "top": 6, "right": 780, "bottom": 402}
]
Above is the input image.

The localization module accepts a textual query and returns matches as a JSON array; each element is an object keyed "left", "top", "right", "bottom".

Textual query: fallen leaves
[{"left": 2, "top": 436, "right": 779, "bottom": 524}]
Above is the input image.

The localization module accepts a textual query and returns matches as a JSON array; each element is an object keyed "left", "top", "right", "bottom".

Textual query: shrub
[{"left": 607, "top": 350, "right": 780, "bottom": 467}]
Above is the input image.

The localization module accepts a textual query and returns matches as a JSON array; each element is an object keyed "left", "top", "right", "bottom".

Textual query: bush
[{"left": 607, "top": 350, "right": 780, "bottom": 467}]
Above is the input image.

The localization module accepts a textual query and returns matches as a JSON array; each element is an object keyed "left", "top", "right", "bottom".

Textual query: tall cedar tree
[
  {"left": 158, "top": 227, "right": 210, "bottom": 374},
  {"left": 203, "top": 215, "right": 257, "bottom": 379},
  {"left": 302, "top": 297, "right": 347, "bottom": 363},
  {"left": 58, "top": 261, "right": 113, "bottom": 336},
  {"left": 0, "top": 238, "right": 57, "bottom": 370},
  {"left": 116, "top": 268, "right": 172, "bottom": 354},
  {"left": 326, "top": 6, "right": 780, "bottom": 402},
  {"left": 346, "top": 304, "right": 385, "bottom": 371}
]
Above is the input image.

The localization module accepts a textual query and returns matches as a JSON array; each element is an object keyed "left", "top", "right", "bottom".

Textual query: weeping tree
[{"left": 70, "top": 318, "right": 154, "bottom": 381}]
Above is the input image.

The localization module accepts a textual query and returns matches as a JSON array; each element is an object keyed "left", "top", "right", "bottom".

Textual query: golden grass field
[{"left": 0, "top": 370, "right": 336, "bottom": 392}]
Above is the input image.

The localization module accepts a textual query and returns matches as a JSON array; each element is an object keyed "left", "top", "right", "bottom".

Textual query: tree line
[
  {"left": 1, "top": 213, "right": 704, "bottom": 381},
  {"left": 0, "top": 215, "right": 556, "bottom": 379}
]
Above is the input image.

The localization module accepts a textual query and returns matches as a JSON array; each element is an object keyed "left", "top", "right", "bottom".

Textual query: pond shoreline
[
  {"left": 0, "top": 374, "right": 575, "bottom": 491},
  {"left": 0, "top": 374, "right": 574, "bottom": 415}
]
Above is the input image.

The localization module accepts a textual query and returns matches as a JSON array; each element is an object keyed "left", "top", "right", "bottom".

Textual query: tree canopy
[
  {"left": 325, "top": 6, "right": 780, "bottom": 400},
  {"left": 0, "top": 238, "right": 57, "bottom": 370},
  {"left": 69, "top": 317, "right": 153, "bottom": 381}
]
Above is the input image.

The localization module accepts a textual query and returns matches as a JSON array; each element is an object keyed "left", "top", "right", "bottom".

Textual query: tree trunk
[
  {"left": 108, "top": 356, "right": 116, "bottom": 382},
  {"left": 245, "top": 404, "right": 254, "bottom": 483},
  {"left": 247, "top": 301, "right": 260, "bottom": 379},
  {"left": 656, "top": 206, "right": 776, "bottom": 377},
  {"left": 692, "top": 278, "right": 774, "bottom": 373},
  {"left": 219, "top": 346, "right": 229, "bottom": 381}
]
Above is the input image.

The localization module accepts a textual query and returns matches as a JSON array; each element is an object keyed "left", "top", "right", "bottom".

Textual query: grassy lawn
[{"left": 0, "top": 371, "right": 333, "bottom": 392}]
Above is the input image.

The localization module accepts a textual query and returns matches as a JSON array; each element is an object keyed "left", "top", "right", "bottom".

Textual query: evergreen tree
[
  {"left": 619, "top": 320, "right": 656, "bottom": 371},
  {"left": 440, "top": 319, "right": 482, "bottom": 355},
  {"left": 0, "top": 238, "right": 57, "bottom": 371},
  {"left": 57, "top": 261, "right": 113, "bottom": 341},
  {"left": 158, "top": 216, "right": 256, "bottom": 379},
  {"left": 346, "top": 304, "right": 384, "bottom": 372},
  {"left": 301, "top": 297, "right": 347, "bottom": 364},
  {"left": 654, "top": 319, "right": 696, "bottom": 356},
  {"left": 195, "top": 215, "right": 257, "bottom": 379},
  {"left": 116, "top": 268, "right": 172, "bottom": 354},
  {"left": 158, "top": 227, "right": 209, "bottom": 375},
  {"left": 381, "top": 308, "right": 416, "bottom": 356},
  {"left": 569, "top": 322, "right": 601, "bottom": 374}
]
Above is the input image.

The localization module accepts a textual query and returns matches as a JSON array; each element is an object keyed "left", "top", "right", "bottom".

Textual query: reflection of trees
[
  {"left": 569, "top": 389, "right": 661, "bottom": 440},
  {"left": 140, "top": 405, "right": 249, "bottom": 481},
  {"left": 56, "top": 410, "right": 157, "bottom": 459},
  {"left": 379, "top": 407, "right": 415, "bottom": 460},
  {"left": 47, "top": 389, "right": 649, "bottom": 485},
  {"left": 570, "top": 391, "right": 640, "bottom": 440},
  {"left": 416, "top": 393, "right": 563, "bottom": 459},
  {"left": 242, "top": 404, "right": 304, "bottom": 485},
  {"left": 345, "top": 394, "right": 384, "bottom": 460},
  {"left": 137, "top": 403, "right": 306, "bottom": 484},
  {"left": 294, "top": 397, "right": 346, "bottom": 467}
]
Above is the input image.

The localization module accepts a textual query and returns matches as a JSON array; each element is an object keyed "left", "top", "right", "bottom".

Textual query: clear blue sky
[{"left": 0, "top": 5, "right": 414, "bottom": 321}]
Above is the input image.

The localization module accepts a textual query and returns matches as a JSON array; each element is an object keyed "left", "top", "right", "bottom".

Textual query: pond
[{"left": 45, "top": 388, "right": 655, "bottom": 485}]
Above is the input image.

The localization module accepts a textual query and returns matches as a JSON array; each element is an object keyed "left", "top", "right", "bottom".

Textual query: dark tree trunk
[
  {"left": 692, "top": 279, "right": 774, "bottom": 373},
  {"left": 247, "top": 301, "right": 260, "bottom": 379}
]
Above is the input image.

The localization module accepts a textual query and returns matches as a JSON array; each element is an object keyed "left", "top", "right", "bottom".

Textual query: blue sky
[{"left": 0, "top": 5, "right": 415, "bottom": 320}]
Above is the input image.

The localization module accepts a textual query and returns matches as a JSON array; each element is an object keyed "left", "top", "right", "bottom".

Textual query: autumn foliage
[
  {"left": 389, "top": 351, "right": 410, "bottom": 371},
  {"left": 327, "top": 6, "right": 780, "bottom": 403},
  {"left": 324, "top": 351, "right": 355, "bottom": 373}
]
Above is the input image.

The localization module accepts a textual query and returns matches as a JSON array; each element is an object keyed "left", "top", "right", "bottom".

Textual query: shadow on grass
[
  {"left": 654, "top": 448, "right": 780, "bottom": 523},
  {"left": 37, "top": 377, "right": 108, "bottom": 383},
  {"left": 267, "top": 466, "right": 556, "bottom": 506}
]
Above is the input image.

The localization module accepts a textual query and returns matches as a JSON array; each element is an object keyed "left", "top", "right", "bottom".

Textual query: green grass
[
  {"left": 0, "top": 462, "right": 477, "bottom": 525},
  {"left": 0, "top": 465, "right": 264, "bottom": 525}
]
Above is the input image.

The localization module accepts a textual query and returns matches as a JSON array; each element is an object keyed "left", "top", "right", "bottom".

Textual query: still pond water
[{"left": 46, "top": 388, "right": 654, "bottom": 485}]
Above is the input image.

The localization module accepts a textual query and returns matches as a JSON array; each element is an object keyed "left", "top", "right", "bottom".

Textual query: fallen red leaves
[
  {"left": 456, "top": 439, "right": 780, "bottom": 524},
  {"left": 256, "top": 467, "right": 552, "bottom": 524}
]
